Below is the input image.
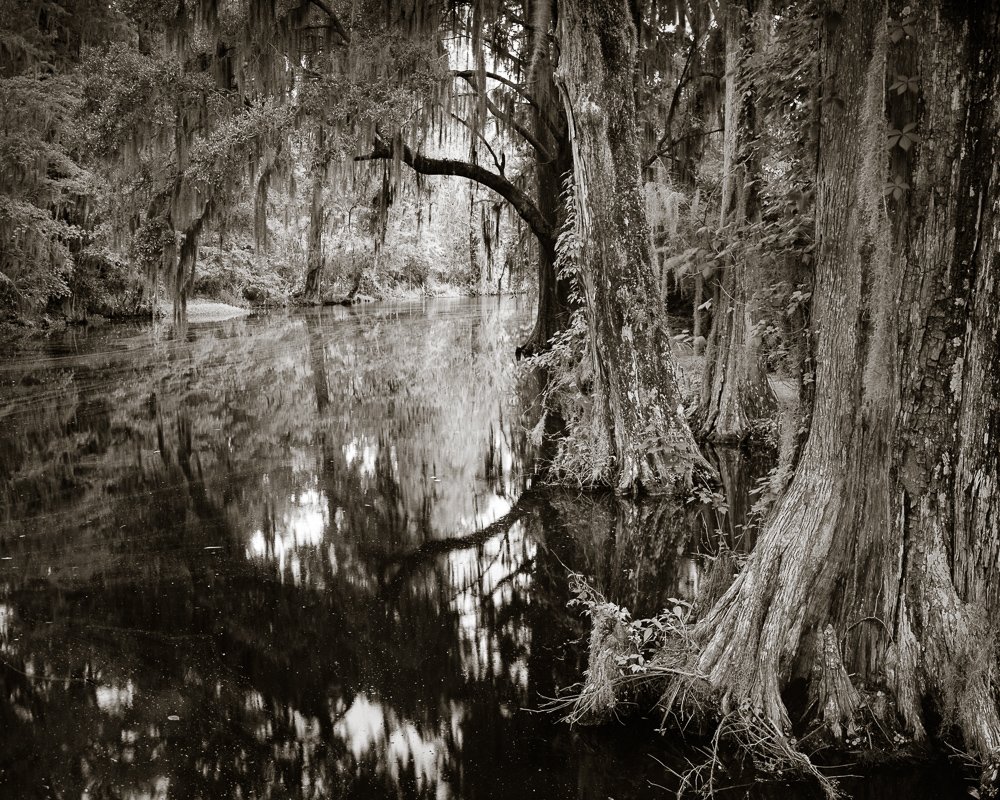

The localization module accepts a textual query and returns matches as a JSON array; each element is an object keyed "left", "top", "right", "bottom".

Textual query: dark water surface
[{"left": 0, "top": 298, "right": 967, "bottom": 799}]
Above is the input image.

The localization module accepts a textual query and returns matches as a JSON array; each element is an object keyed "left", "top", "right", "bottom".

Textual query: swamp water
[{"left": 0, "top": 298, "right": 968, "bottom": 799}]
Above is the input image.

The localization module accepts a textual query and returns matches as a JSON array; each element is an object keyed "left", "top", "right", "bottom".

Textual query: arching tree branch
[
  {"left": 455, "top": 73, "right": 554, "bottom": 162},
  {"left": 355, "top": 136, "right": 554, "bottom": 246},
  {"left": 307, "top": 0, "right": 351, "bottom": 44},
  {"left": 452, "top": 69, "right": 540, "bottom": 111}
]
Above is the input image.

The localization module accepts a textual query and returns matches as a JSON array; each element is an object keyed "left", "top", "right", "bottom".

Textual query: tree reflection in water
[{"left": 0, "top": 299, "right": 967, "bottom": 800}]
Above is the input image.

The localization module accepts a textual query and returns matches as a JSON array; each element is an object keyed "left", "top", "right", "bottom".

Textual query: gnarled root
[
  {"left": 810, "top": 624, "right": 862, "bottom": 742},
  {"left": 980, "top": 752, "right": 1000, "bottom": 798}
]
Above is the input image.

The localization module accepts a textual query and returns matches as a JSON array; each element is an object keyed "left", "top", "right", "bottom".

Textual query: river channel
[{"left": 0, "top": 298, "right": 968, "bottom": 799}]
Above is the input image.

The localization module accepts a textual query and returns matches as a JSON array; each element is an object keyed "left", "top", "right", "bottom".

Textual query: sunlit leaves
[
  {"left": 0, "top": 196, "right": 78, "bottom": 308},
  {"left": 79, "top": 45, "right": 194, "bottom": 158},
  {"left": 0, "top": 0, "right": 114, "bottom": 315}
]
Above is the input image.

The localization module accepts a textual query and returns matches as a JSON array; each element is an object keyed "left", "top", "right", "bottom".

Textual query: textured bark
[
  {"left": 698, "top": 0, "right": 776, "bottom": 442},
  {"left": 699, "top": 262, "right": 776, "bottom": 442},
  {"left": 555, "top": 0, "right": 711, "bottom": 493},
  {"left": 303, "top": 127, "right": 331, "bottom": 301},
  {"left": 689, "top": 1, "right": 1000, "bottom": 776},
  {"left": 692, "top": 274, "right": 706, "bottom": 353},
  {"left": 518, "top": 2, "right": 572, "bottom": 358},
  {"left": 517, "top": 143, "right": 573, "bottom": 357}
]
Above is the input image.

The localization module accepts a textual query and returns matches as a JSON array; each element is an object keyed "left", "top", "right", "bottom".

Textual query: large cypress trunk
[
  {"left": 689, "top": 0, "right": 1000, "bottom": 775},
  {"left": 554, "top": 0, "right": 710, "bottom": 493},
  {"left": 698, "top": 0, "right": 776, "bottom": 443}
]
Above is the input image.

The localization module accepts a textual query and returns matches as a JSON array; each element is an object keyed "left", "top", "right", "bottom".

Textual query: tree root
[
  {"left": 675, "top": 709, "right": 842, "bottom": 800},
  {"left": 561, "top": 582, "right": 842, "bottom": 794},
  {"left": 810, "top": 624, "right": 862, "bottom": 742},
  {"left": 560, "top": 555, "right": 1000, "bottom": 797},
  {"left": 980, "top": 752, "right": 1000, "bottom": 799}
]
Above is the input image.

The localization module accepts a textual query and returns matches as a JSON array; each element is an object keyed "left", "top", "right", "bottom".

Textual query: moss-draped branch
[
  {"left": 306, "top": 0, "right": 351, "bottom": 43},
  {"left": 453, "top": 72, "right": 555, "bottom": 161},
  {"left": 355, "top": 135, "right": 555, "bottom": 248}
]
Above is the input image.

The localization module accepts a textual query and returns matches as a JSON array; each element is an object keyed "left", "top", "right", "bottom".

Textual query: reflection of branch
[
  {"left": 488, "top": 557, "right": 535, "bottom": 597},
  {"left": 157, "top": 413, "right": 235, "bottom": 543},
  {"left": 0, "top": 656, "right": 96, "bottom": 685},
  {"left": 379, "top": 486, "right": 542, "bottom": 594}
]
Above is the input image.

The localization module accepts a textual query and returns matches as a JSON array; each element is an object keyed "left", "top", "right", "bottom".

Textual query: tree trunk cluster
[{"left": 687, "top": 1, "right": 1000, "bottom": 782}]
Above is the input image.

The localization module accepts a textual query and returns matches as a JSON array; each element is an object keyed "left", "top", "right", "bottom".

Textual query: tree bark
[
  {"left": 698, "top": 0, "right": 776, "bottom": 443},
  {"left": 687, "top": 0, "right": 1000, "bottom": 778},
  {"left": 517, "top": 117, "right": 573, "bottom": 357},
  {"left": 303, "top": 128, "right": 327, "bottom": 302},
  {"left": 516, "top": 0, "right": 574, "bottom": 358},
  {"left": 554, "top": 0, "right": 712, "bottom": 493},
  {"left": 692, "top": 274, "right": 705, "bottom": 353}
]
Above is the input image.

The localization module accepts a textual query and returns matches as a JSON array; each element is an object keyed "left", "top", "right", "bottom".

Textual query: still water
[{"left": 0, "top": 298, "right": 968, "bottom": 799}]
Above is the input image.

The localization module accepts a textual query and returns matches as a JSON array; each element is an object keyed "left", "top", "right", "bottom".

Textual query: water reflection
[{"left": 0, "top": 299, "right": 969, "bottom": 799}]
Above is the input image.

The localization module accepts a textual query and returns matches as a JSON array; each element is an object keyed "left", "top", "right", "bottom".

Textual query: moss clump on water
[{"left": 568, "top": 602, "right": 635, "bottom": 725}]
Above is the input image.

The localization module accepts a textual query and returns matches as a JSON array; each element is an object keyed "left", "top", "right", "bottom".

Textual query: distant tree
[{"left": 285, "top": 0, "right": 714, "bottom": 491}]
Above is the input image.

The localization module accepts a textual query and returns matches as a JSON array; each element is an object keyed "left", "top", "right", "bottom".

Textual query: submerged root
[
  {"left": 561, "top": 577, "right": 862, "bottom": 796},
  {"left": 676, "top": 708, "right": 843, "bottom": 800},
  {"left": 625, "top": 434, "right": 719, "bottom": 497}
]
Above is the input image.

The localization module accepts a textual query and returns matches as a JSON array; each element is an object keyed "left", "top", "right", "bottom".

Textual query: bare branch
[
  {"left": 643, "top": 35, "right": 700, "bottom": 169},
  {"left": 449, "top": 111, "right": 506, "bottom": 175},
  {"left": 452, "top": 69, "right": 539, "bottom": 111}
]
